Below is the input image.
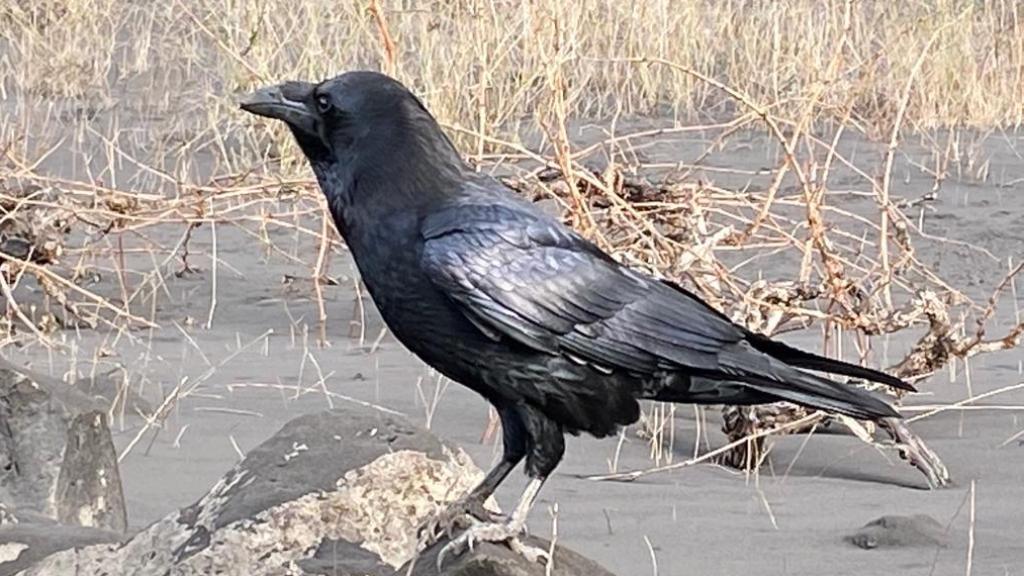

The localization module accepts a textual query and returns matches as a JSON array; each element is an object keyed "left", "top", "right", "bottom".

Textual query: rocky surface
[
  {"left": 409, "top": 539, "right": 618, "bottom": 576},
  {"left": 0, "top": 359, "right": 126, "bottom": 533},
  {"left": 0, "top": 521, "right": 120, "bottom": 576},
  {"left": 9, "top": 406, "right": 616, "bottom": 576}
]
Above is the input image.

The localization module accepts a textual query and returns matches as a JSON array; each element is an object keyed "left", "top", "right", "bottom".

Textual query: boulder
[
  {"left": 0, "top": 520, "right": 120, "bottom": 576},
  {"left": 409, "top": 539, "right": 618, "bottom": 576},
  {"left": 14, "top": 406, "right": 616, "bottom": 575},
  {"left": 0, "top": 359, "right": 126, "bottom": 533}
]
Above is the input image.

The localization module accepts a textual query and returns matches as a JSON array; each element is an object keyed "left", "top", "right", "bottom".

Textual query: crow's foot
[
  {"left": 417, "top": 492, "right": 501, "bottom": 546},
  {"left": 436, "top": 516, "right": 549, "bottom": 570}
]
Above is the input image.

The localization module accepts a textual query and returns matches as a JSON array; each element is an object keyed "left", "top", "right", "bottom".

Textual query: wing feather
[{"left": 421, "top": 200, "right": 744, "bottom": 375}]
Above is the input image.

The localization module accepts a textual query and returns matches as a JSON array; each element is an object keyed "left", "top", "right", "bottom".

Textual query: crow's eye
[{"left": 315, "top": 94, "right": 332, "bottom": 114}]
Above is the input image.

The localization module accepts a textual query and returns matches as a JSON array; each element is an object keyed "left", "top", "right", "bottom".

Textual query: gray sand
[{"left": 6, "top": 218, "right": 1023, "bottom": 576}]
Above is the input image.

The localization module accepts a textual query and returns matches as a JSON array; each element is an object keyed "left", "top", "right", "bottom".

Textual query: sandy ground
[
  {"left": 3, "top": 96, "right": 1024, "bottom": 574},
  {"left": 5, "top": 221, "right": 1022, "bottom": 575}
]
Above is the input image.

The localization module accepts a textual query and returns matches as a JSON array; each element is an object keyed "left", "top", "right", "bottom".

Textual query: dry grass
[
  {"left": 2, "top": 1, "right": 1023, "bottom": 169},
  {"left": 1, "top": 0, "right": 1023, "bottom": 479}
]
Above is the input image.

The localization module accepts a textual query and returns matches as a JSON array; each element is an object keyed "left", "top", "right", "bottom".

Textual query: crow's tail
[
  {"left": 744, "top": 331, "right": 914, "bottom": 392},
  {"left": 656, "top": 279, "right": 913, "bottom": 393},
  {"left": 715, "top": 342, "right": 901, "bottom": 420}
]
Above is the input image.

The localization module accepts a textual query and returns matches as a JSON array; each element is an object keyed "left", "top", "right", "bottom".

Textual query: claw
[
  {"left": 436, "top": 536, "right": 459, "bottom": 571},
  {"left": 435, "top": 477, "right": 548, "bottom": 570},
  {"left": 510, "top": 537, "right": 551, "bottom": 564},
  {"left": 417, "top": 493, "right": 499, "bottom": 548},
  {"left": 436, "top": 518, "right": 547, "bottom": 570}
]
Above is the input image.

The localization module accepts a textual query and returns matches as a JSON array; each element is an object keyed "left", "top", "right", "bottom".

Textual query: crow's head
[{"left": 240, "top": 71, "right": 465, "bottom": 197}]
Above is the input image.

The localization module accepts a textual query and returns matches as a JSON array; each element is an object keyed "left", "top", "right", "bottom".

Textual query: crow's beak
[{"left": 239, "top": 81, "right": 318, "bottom": 138}]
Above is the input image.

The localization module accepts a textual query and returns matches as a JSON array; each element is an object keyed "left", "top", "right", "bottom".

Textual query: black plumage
[{"left": 241, "top": 71, "right": 913, "bottom": 564}]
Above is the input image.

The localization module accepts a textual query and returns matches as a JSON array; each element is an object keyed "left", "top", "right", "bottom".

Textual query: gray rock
[
  {"left": 845, "top": 514, "right": 949, "bottom": 549},
  {"left": 17, "top": 406, "right": 615, "bottom": 576},
  {"left": 0, "top": 522, "right": 121, "bottom": 576},
  {"left": 300, "top": 535, "right": 617, "bottom": 576},
  {"left": 0, "top": 359, "right": 126, "bottom": 533},
  {"left": 297, "top": 538, "right": 395, "bottom": 575},
  {"left": 407, "top": 538, "right": 618, "bottom": 576},
  {"left": 55, "top": 411, "right": 125, "bottom": 531}
]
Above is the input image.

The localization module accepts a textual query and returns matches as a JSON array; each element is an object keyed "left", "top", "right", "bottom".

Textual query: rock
[
  {"left": 301, "top": 534, "right": 617, "bottom": 576},
  {"left": 17, "top": 406, "right": 615, "bottom": 576},
  {"left": 54, "top": 411, "right": 125, "bottom": 530},
  {"left": 407, "top": 538, "right": 618, "bottom": 576},
  {"left": 845, "top": 514, "right": 949, "bottom": 549},
  {"left": 0, "top": 522, "right": 121, "bottom": 576},
  {"left": 0, "top": 358, "right": 126, "bottom": 533},
  {"left": 298, "top": 537, "right": 395, "bottom": 575}
]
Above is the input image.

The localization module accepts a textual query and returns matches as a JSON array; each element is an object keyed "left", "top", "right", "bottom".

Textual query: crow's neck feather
[{"left": 311, "top": 127, "right": 466, "bottom": 240}]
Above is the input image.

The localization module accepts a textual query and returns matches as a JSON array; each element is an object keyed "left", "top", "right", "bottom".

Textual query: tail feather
[
  {"left": 744, "top": 331, "right": 914, "bottom": 392},
  {"left": 719, "top": 343, "right": 901, "bottom": 420},
  {"left": 656, "top": 278, "right": 913, "bottom": 392}
]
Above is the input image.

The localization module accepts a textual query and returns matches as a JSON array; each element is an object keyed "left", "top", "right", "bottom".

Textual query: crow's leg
[
  {"left": 436, "top": 405, "right": 561, "bottom": 568},
  {"left": 419, "top": 406, "right": 527, "bottom": 542}
]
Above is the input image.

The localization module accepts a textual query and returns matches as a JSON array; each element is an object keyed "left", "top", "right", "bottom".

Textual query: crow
[{"left": 241, "top": 71, "right": 914, "bottom": 566}]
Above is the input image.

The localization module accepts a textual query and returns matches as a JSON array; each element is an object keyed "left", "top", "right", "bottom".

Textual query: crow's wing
[{"left": 420, "top": 199, "right": 745, "bottom": 375}]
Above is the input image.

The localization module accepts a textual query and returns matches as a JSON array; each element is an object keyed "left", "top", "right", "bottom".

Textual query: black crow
[{"left": 240, "top": 71, "right": 915, "bottom": 565}]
